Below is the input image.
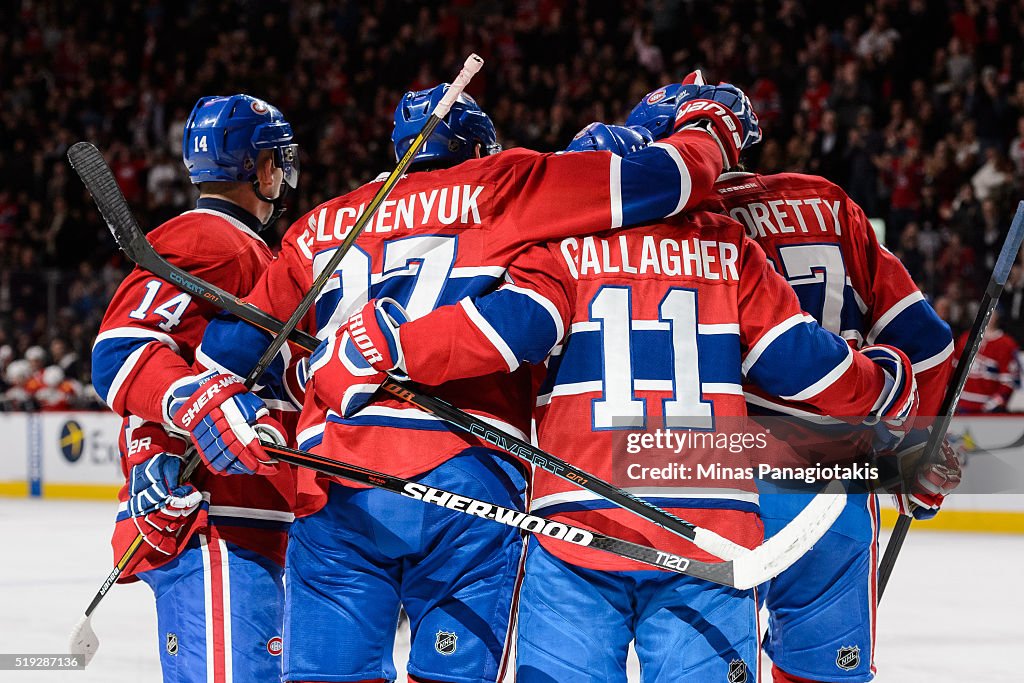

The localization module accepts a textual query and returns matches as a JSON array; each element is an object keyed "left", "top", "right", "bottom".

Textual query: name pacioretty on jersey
[{"left": 400, "top": 481, "right": 693, "bottom": 572}]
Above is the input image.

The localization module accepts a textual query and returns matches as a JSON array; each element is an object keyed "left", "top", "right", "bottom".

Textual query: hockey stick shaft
[
  {"left": 244, "top": 54, "right": 482, "bottom": 385},
  {"left": 259, "top": 441, "right": 740, "bottom": 586},
  {"left": 877, "top": 200, "right": 1024, "bottom": 600},
  {"left": 64, "top": 158, "right": 284, "bottom": 630}
]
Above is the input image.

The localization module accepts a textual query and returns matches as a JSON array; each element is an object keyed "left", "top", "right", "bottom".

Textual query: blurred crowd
[{"left": 3, "top": 0, "right": 1024, "bottom": 410}]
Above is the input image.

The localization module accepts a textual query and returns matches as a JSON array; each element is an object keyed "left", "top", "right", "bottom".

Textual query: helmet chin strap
[{"left": 252, "top": 180, "right": 290, "bottom": 229}]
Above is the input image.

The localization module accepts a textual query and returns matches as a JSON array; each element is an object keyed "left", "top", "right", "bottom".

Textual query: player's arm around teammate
[{"left": 306, "top": 122, "right": 917, "bottom": 683}]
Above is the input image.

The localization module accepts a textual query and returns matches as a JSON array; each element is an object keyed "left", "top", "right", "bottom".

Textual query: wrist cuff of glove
[
  {"left": 169, "top": 374, "right": 248, "bottom": 431},
  {"left": 373, "top": 298, "right": 409, "bottom": 373},
  {"left": 674, "top": 100, "right": 742, "bottom": 169}
]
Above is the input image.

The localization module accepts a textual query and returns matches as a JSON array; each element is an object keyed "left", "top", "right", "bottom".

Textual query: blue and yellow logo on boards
[{"left": 60, "top": 420, "right": 85, "bottom": 463}]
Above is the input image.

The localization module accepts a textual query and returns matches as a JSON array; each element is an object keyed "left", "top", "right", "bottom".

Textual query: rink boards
[{"left": 1, "top": 411, "right": 1022, "bottom": 533}]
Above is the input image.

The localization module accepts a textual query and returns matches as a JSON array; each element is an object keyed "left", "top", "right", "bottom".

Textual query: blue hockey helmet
[
  {"left": 565, "top": 123, "right": 653, "bottom": 155},
  {"left": 392, "top": 83, "right": 501, "bottom": 166},
  {"left": 625, "top": 83, "right": 688, "bottom": 141},
  {"left": 182, "top": 94, "right": 299, "bottom": 191}
]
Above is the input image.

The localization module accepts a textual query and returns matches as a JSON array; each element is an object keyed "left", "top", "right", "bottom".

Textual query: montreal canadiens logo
[
  {"left": 572, "top": 123, "right": 596, "bottom": 141},
  {"left": 267, "top": 636, "right": 283, "bottom": 656},
  {"left": 251, "top": 99, "right": 270, "bottom": 114},
  {"left": 646, "top": 88, "right": 667, "bottom": 105}
]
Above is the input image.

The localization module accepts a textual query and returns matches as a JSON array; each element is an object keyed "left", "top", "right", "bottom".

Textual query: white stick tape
[{"left": 433, "top": 53, "right": 484, "bottom": 119}]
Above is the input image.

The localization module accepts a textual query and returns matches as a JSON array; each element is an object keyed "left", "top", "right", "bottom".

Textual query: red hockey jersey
[
  {"left": 93, "top": 199, "right": 297, "bottom": 572},
  {"left": 700, "top": 172, "right": 955, "bottom": 417},
  {"left": 196, "top": 129, "right": 728, "bottom": 516},
  {"left": 956, "top": 329, "right": 1020, "bottom": 413},
  {"left": 395, "top": 213, "right": 899, "bottom": 570}
]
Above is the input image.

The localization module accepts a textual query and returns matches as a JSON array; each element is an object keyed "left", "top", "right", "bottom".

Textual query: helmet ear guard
[
  {"left": 182, "top": 94, "right": 299, "bottom": 227},
  {"left": 252, "top": 144, "right": 300, "bottom": 225}
]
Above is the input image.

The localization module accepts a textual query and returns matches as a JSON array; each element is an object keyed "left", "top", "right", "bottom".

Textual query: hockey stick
[
  {"left": 72, "top": 138, "right": 846, "bottom": 574},
  {"left": 66, "top": 56, "right": 485, "bottom": 663},
  {"left": 877, "top": 200, "right": 1024, "bottom": 601},
  {"left": 259, "top": 440, "right": 846, "bottom": 590}
]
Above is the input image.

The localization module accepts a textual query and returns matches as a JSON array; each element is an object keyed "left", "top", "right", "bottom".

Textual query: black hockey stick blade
[
  {"left": 877, "top": 200, "right": 1024, "bottom": 600},
  {"left": 67, "top": 141, "right": 321, "bottom": 362}
]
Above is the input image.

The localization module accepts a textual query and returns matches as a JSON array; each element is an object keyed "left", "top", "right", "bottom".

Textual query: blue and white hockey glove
[
  {"left": 310, "top": 298, "right": 408, "bottom": 417},
  {"left": 124, "top": 428, "right": 203, "bottom": 556},
  {"left": 165, "top": 371, "right": 284, "bottom": 476},
  {"left": 628, "top": 72, "right": 761, "bottom": 169}
]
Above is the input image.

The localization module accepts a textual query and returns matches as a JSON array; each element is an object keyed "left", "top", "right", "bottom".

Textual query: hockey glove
[
  {"left": 165, "top": 372, "right": 283, "bottom": 475},
  {"left": 673, "top": 83, "right": 762, "bottom": 170},
  {"left": 126, "top": 436, "right": 203, "bottom": 556},
  {"left": 112, "top": 422, "right": 205, "bottom": 570},
  {"left": 309, "top": 298, "right": 408, "bottom": 417},
  {"left": 862, "top": 344, "right": 919, "bottom": 449},
  {"left": 886, "top": 435, "right": 963, "bottom": 520}
]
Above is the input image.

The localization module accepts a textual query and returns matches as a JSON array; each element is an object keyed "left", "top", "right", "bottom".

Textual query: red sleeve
[
  {"left": 400, "top": 242, "right": 574, "bottom": 385},
  {"left": 851, "top": 200, "right": 954, "bottom": 416},
  {"left": 92, "top": 223, "right": 268, "bottom": 422},
  {"left": 508, "top": 128, "right": 725, "bottom": 243},
  {"left": 738, "top": 236, "right": 888, "bottom": 416},
  {"left": 241, "top": 219, "right": 317, "bottom": 337}
]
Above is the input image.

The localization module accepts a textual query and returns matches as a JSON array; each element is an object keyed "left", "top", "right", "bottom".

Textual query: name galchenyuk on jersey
[{"left": 296, "top": 184, "right": 486, "bottom": 259}]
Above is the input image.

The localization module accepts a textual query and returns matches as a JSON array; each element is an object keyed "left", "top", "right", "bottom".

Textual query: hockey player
[
  {"left": 956, "top": 307, "right": 1020, "bottom": 413},
  {"left": 306, "top": 121, "right": 919, "bottom": 683},
  {"left": 91, "top": 94, "right": 300, "bottom": 682},
  {"left": 190, "top": 77, "right": 759, "bottom": 682},
  {"left": 627, "top": 81, "right": 959, "bottom": 682}
]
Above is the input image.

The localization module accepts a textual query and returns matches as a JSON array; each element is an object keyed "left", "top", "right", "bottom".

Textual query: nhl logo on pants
[
  {"left": 435, "top": 630, "right": 458, "bottom": 655},
  {"left": 165, "top": 633, "right": 179, "bottom": 656},
  {"left": 836, "top": 645, "right": 861, "bottom": 671},
  {"left": 727, "top": 659, "right": 748, "bottom": 683}
]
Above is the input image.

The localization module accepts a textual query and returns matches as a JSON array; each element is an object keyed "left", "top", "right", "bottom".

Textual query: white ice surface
[{"left": 0, "top": 498, "right": 1020, "bottom": 682}]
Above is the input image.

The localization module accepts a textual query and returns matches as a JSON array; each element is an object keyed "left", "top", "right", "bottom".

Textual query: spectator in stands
[
  {"left": 956, "top": 308, "right": 1021, "bottom": 414},
  {"left": 34, "top": 365, "right": 81, "bottom": 410},
  {"left": 972, "top": 147, "right": 1013, "bottom": 201}
]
